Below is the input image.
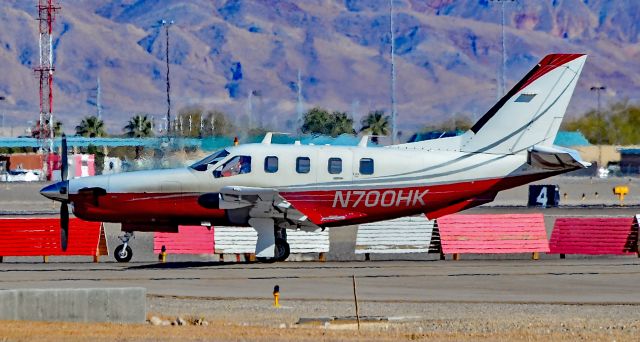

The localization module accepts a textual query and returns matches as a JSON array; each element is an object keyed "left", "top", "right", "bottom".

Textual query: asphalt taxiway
[{"left": 1, "top": 259, "right": 639, "bottom": 304}]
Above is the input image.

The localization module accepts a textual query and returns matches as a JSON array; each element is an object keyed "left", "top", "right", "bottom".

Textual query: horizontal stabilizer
[{"left": 527, "top": 145, "right": 591, "bottom": 170}]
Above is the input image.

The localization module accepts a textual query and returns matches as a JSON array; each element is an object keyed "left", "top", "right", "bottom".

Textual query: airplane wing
[
  {"left": 218, "top": 186, "right": 320, "bottom": 232},
  {"left": 528, "top": 145, "right": 591, "bottom": 170}
]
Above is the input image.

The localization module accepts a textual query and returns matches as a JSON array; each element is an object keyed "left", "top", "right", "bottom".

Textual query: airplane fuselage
[{"left": 51, "top": 143, "right": 564, "bottom": 231}]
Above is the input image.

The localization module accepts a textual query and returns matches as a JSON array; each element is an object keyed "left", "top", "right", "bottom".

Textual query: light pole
[
  {"left": 490, "top": 0, "right": 515, "bottom": 98},
  {"left": 389, "top": 0, "right": 398, "bottom": 144},
  {"left": 590, "top": 85, "right": 606, "bottom": 168},
  {"left": 0, "top": 96, "right": 5, "bottom": 137},
  {"left": 160, "top": 19, "right": 174, "bottom": 136}
]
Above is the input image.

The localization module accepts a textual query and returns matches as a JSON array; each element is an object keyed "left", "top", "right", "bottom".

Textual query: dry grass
[{"left": 0, "top": 317, "right": 638, "bottom": 342}]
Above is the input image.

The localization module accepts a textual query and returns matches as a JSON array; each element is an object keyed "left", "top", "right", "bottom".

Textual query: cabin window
[
  {"left": 359, "top": 158, "right": 374, "bottom": 175},
  {"left": 264, "top": 156, "right": 278, "bottom": 173},
  {"left": 296, "top": 157, "right": 311, "bottom": 174},
  {"left": 328, "top": 158, "right": 342, "bottom": 174},
  {"left": 215, "top": 156, "right": 251, "bottom": 178}
]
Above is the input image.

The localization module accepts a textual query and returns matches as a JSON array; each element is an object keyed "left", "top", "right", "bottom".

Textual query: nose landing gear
[{"left": 114, "top": 231, "right": 134, "bottom": 263}]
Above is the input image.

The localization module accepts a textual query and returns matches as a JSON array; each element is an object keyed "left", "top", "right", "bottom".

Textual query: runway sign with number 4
[{"left": 528, "top": 185, "right": 560, "bottom": 208}]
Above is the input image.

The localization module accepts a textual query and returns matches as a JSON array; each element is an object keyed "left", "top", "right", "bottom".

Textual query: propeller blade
[
  {"left": 61, "top": 134, "right": 68, "bottom": 181},
  {"left": 60, "top": 203, "right": 69, "bottom": 251}
]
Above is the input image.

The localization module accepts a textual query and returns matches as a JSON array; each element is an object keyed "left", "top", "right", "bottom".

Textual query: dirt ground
[{"left": 0, "top": 316, "right": 637, "bottom": 342}]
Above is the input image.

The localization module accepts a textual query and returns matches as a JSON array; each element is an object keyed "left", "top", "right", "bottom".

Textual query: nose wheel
[
  {"left": 114, "top": 244, "right": 133, "bottom": 263},
  {"left": 114, "top": 231, "right": 134, "bottom": 263}
]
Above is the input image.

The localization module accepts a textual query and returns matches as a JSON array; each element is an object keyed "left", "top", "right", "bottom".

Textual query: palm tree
[
  {"left": 123, "top": 114, "right": 154, "bottom": 159},
  {"left": 124, "top": 114, "right": 154, "bottom": 138},
  {"left": 330, "top": 111, "right": 356, "bottom": 137},
  {"left": 360, "top": 110, "right": 390, "bottom": 144},
  {"left": 75, "top": 116, "right": 106, "bottom": 137}
]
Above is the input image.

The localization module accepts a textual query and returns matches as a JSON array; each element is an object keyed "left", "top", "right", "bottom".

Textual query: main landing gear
[
  {"left": 250, "top": 218, "right": 290, "bottom": 263},
  {"left": 270, "top": 232, "right": 291, "bottom": 263},
  {"left": 114, "top": 231, "right": 134, "bottom": 263}
]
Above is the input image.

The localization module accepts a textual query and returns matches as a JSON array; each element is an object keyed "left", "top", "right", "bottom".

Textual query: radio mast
[{"left": 34, "top": 0, "right": 60, "bottom": 180}]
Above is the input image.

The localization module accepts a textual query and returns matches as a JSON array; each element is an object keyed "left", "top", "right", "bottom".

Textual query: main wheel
[
  {"left": 257, "top": 238, "right": 290, "bottom": 263},
  {"left": 114, "top": 244, "right": 133, "bottom": 263},
  {"left": 274, "top": 238, "right": 290, "bottom": 262}
]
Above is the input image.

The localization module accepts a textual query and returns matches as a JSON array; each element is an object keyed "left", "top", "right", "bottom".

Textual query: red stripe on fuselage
[
  {"left": 281, "top": 171, "right": 566, "bottom": 227},
  {"left": 71, "top": 192, "right": 226, "bottom": 224},
  {"left": 70, "top": 171, "right": 565, "bottom": 228}
]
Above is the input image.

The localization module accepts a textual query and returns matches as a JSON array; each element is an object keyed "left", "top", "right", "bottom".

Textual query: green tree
[
  {"left": 173, "top": 107, "right": 235, "bottom": 137},
  {"left": 609, "top": 102, "right": 640, "bottom": 144},
  {"left": 422, "top": 114, "right": 473, "bottom": 132},
  {"left": 301, "top": 107, "right": 331, "bottom": 135},
  {"left": 301, "top": 107, "right": 355, "bottom": 137},
  {"left": 562, "top": 110, "right": 609, "bottom": 144},
  {"left": 124, "top": 114, "right": 154, "bottom": 138},
  {"left": 330, "top": 111, "right": 356, "bottom": 136},
  {"left": 53, "top": 121, "right": 64, "bottom": 137},
  {"left": 175, "top": 106, "right": 204, "bottom": 138},
  {"left": 205, "top": 110, "right": 235, "bottom": 136},
  {"left": 123, "top": 114, "right": 154, "bottom": 159},
  {"left": 360, "top": 110, "right": 390, "bottom": 143},
  {"left": 562, "top": 101, "right": 640, "bottom": 145},
  {"left": 75, "top": 116, "right": 106, "bottom": 137},
  {"left": 86, "top": 144, "right": 105, "bottom": 175}
]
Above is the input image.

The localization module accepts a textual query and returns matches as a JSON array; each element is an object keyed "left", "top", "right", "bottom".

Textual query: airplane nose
[{"left": 40, "top": 181, "right": 69, "bottom": 202}]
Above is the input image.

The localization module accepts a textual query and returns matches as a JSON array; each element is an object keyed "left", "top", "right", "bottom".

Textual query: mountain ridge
[{"left": 0, "top": 0, "right": 638, "bottom": 135}]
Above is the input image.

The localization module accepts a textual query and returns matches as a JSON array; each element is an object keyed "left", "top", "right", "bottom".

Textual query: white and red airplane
[{"left": 42, "top": 53, "right": 589, "bottom": 262}]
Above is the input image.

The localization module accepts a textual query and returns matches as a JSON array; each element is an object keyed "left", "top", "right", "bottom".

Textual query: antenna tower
[{"left": 34, "top": 0, "right": 60, "bottom": 155}]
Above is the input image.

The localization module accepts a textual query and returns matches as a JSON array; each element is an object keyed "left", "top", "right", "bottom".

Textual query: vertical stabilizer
[{"left": 460, "top": 54, "right": 587, "bottom": 155}]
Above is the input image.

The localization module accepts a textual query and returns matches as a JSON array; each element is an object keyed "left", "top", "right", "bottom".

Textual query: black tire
[
  {"left": 114, "top": 244, "right": 133, "bottom": 263},
  {"left": 257, "top": 238, "right": 290, "bottom": 263},
  {"left": 275, "top": 238, "right": 290, "bottom": 262}
]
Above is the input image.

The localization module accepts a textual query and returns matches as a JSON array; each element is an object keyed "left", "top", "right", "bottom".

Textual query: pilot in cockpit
[{"left": 220, "top": 156, "right": 252, "bottom": 177}]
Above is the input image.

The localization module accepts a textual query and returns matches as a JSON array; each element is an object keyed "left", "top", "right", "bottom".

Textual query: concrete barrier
[{"left": 0, "top": 287, "right": 146, "bottom": 323}]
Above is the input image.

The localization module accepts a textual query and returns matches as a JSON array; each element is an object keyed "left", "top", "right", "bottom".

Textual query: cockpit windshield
[{"left": 189, "top": 149, "right": 230, "bottom": 171}]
